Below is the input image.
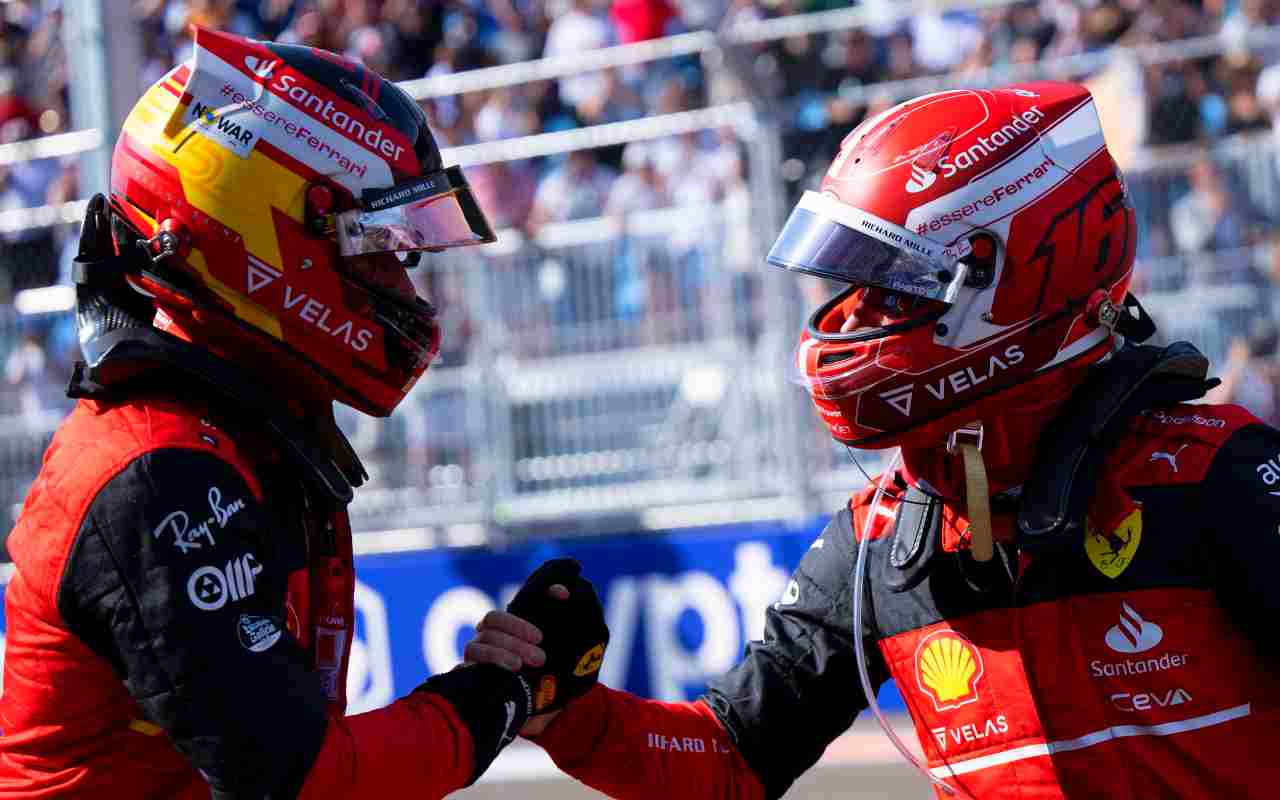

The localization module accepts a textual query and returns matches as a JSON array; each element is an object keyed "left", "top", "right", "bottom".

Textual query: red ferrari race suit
[
  {"left": 531, "top": 396, "right": 1280, "bottom": 798},
  {"left": 0, "top": 333, "right": 530, "bottom": 799}
]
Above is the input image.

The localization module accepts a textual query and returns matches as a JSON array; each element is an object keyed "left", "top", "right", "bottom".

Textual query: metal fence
[
  {"left": 3, "top": 132, "right": 1279, "bottom": 542},
  {"left": 4, "top": 12, "right": 1280, "bottom": 541}
]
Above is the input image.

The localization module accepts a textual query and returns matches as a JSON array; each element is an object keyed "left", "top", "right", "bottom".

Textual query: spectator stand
[{"left": 0, "top": 2, "right": 1279, "bottom": 546}]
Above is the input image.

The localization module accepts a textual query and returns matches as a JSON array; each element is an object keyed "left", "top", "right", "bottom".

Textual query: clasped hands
[{"left": 464, "top": 558, "right": 609, "bottom": 737}]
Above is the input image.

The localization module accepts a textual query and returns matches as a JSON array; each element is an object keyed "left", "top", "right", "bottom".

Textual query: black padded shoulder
[
  {"left": 58, "top": 447, "right": 325, "bottom": 799},
  {"left": 1018, "top": 342, "right": 1218, "bottom": 551},
  {"left": 885, "top": 485, "right": 943, "bottom": 592},
  {"left": 69, "top": 324, "right": 365, "bottom": 503}
]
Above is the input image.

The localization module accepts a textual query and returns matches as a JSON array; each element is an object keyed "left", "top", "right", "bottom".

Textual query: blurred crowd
[{"left": 0, "top": 0, "right": 1279, "bottom": 427}]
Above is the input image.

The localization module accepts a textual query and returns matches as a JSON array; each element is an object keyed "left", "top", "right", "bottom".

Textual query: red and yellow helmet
[
  {"left": 768, "top": 82, "right": 1138, "bottom": 448},
  {"left": 107, "top": 27, "right": 494, "bottom": 416}
]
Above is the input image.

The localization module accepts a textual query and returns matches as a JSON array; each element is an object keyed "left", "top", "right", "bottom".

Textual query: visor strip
[{"left": 797, "top": 191, "right": 962, "bottom": 268}]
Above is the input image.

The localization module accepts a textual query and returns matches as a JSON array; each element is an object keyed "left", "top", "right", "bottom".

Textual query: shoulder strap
[
  {"left": 1017, "top": 341, "right": 1218, "bottom": 552},
  {"left": 883, "top": 485, "right": 943, "bottom": 593}
]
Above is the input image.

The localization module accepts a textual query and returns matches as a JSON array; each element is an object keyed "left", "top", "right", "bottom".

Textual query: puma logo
[
  {"left": 498, "top": 701, "right": 518, "bottom": 748},
  {"left": 1149, "top": 443, "right": 1189, "bottom": 473}
]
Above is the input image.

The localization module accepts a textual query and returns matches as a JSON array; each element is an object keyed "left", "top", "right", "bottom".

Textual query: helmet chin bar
[{"left": 807, "top": 284, "right": 948, "bottom": 345}]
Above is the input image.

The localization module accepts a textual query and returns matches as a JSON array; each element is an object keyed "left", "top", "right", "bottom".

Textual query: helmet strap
[{"left": 948, "top": 423, "right": 993, "bottom": 563}]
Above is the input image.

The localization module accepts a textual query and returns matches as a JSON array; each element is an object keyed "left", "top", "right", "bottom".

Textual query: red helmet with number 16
[{"left": 767, "top": 82, "right": 1138, "bottom": 449}]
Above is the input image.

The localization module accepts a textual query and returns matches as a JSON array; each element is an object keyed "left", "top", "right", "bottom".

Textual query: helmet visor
[
  {"left": 766, "top": 191, "right": 967, "bottom": 302},
  {"left": 336, "top": 166, "right": 496, "bottom": 256}
]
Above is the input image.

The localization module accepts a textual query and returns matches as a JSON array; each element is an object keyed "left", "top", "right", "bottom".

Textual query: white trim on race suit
[{"left": 929, "top": 703, "right": 1252, "bottom": 779}]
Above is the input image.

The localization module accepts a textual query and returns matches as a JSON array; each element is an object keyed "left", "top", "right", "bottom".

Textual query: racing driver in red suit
[
  {"left": 0, "top": 28, "right": 595, "bottom": 799},
  {"left": 469, "top": 82, "right": 1280, "bottom": 798}
]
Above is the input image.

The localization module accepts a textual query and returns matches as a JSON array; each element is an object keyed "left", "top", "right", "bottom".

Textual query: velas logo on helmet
[
  {"left": 905, "top": 162, "right": 938, "bottom": 194},
  {"left": 872, "top": 344, "right": 1027, "bottom": 419},
  {"left": 879, "top": 384, "right": 915, "bottom": 416}
]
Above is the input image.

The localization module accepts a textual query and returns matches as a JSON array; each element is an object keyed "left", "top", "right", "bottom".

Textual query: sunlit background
[{"left": 1, "top": 0, "right": 1277, "bottom": 796}]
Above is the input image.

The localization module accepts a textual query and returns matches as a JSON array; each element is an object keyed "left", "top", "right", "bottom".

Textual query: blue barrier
[
  {"left": 0, "top": 518, "right": 907, "bottom": 717},
  {"left": 344, "top": 517, "right": 907, "bottom": 715}
]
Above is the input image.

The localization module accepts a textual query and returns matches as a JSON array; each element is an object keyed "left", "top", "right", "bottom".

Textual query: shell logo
[{"left": 915, "top": 630, "right": 985, "bottom": 712}]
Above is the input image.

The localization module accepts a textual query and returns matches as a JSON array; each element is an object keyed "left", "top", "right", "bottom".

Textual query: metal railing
[
  {"left": 398, "top": 0, "right": 1029, "bottom": 100},
  {"left": 2, "top": 211, "right": 1276, "bottom": 546},
  {"left": 8, "top": 12, "right": 1280, "bottom": 233},
  {"left": 2, "top": 8, "right": 1279, "bottom": 542}
]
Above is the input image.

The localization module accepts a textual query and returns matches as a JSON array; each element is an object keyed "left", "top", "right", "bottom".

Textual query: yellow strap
[
  {"left": 958, "top": 442, "right": 994, "bottom": 563},
  {"left": 128, "top": 718, "right": 164, "bottom": 737}
]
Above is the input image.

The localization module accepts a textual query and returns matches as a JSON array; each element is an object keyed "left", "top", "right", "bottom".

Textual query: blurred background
[{"left": 1, "top": 0, "right": 1279, "bottom": 796}]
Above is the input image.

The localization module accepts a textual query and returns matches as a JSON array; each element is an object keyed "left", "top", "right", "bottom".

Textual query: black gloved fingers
[
  {"left": 507, "top": 558, "right": 609, "bottom": 716},
  {"left": 508, "top": 558, "right": 582, "bottom": 613}
]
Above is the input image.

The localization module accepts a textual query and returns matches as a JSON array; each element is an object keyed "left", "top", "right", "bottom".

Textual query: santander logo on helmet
[
  {"left": 905, "top": 162, "right": 937, "bottom": 194},
  {"left": 902, "top": 104, "right": 1046, "bottom": 194},
  {"left": 782, "top": 83, "right": 1138, "bottom": 448}
]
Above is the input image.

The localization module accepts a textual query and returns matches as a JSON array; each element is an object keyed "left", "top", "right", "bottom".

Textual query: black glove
[
  {"left": 507, "top": 558, "right": 609, "bottom": 715},
  {"left": 415, "top": 664, "right": 533, "bottom": 785}
]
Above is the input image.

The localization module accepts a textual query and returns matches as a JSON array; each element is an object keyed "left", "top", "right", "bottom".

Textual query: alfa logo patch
[
  {"left": 1085, "top": 508, "right": 1142, "bottom": 579},
  {"left": 574, "top": 643, "right": 606, "bottom": 677}
]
